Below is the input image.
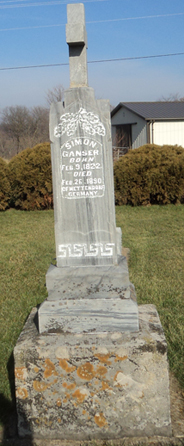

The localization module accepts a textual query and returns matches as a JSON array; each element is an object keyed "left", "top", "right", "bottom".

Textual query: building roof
[{"left": 111, "top": 102, "right": 184, "bottom": 120}]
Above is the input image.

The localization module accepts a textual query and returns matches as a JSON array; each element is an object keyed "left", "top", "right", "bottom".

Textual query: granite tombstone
[
  {"left": 38, "top": 2, "right": 139, "bottom": 334},
  {"left": 50, "top": 3, "right": 119, "bottom": 268},
  {"left": 14, "top": 3, "right": 172, "bottom": 440}
]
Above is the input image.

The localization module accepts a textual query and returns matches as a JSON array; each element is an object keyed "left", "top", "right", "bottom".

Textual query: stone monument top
[{"left": 66, "top": 3, "right": 88, "bottom": 87}]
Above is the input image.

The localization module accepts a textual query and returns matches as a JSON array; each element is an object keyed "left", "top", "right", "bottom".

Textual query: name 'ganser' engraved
[{"left": 60, "top": 137, "right": 105, "bottom": 199}]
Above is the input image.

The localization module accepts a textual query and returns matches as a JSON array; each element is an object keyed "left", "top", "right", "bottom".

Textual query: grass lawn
[
  {"left": 0, "top": 205, "right": 184, "bottom": 431},
  {"left": 116, "top": 205, "right": 184, "bottom": 388}
]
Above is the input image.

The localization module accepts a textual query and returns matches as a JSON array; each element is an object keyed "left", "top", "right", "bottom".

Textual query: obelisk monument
[
  {"left": 14, "top": 4, "right": 171, "bottom": 440},
  {"left": 38, "top": 2, "right": 139, "bottom": 333}
]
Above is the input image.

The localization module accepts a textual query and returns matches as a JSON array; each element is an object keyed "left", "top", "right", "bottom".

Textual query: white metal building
[{"left": 111, "top": 102, "right": 184, "bottom": 159}]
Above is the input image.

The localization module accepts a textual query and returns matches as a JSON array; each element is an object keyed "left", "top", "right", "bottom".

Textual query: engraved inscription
[
  {"left": 58, "top": 243, "right": 115, "bottom": 258},
  {"left": 60, "top": 137, "right": 105, "bottom": 199},
  {"left": 54, "top": 108, "right": 106, "bottom": 137}
]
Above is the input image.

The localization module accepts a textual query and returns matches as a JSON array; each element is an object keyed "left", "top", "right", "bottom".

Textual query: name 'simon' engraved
[
  {"left": 58, "top": 243, "right": 115, "bottom": 258},
  {"left": 60, "top": 137, "right": 105, "bottom": 199}
]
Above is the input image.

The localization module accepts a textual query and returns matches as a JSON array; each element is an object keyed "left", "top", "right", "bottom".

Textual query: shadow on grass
[{"left": 0, "top": 352, "right": 34, "bottom": 446}]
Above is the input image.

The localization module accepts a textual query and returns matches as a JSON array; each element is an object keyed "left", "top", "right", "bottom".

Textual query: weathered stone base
[
  {"left": 14, "top": 304, "right": 172, "bottom": 440},
  {"left": 38, "top": 256, "right": 139, "bottom": 333}
]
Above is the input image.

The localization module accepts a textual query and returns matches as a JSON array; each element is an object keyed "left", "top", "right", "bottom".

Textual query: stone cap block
[
  {"left": 66, "top": 24, "right": 87, "bottom": 46},
  {"left": 67, "top": 3, "right": 85, "bottom": 24},
  {"left": 45, "top": 255, "right": 131, "bottom": 300},
  {"left": 66, "top": 3, "right": 87, "bottom": 45},
  {"left": 38, "top": 298, "right": 139, "bottom": 334}
]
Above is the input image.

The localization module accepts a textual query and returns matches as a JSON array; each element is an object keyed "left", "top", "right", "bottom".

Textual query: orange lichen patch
[
  {"left": 62, "top": 382, "right": 76, "bottom": 390},
  {"left": 101, "top": 381, "right": 112, "bottom": 391},
  {"left": 94, "top": 412, "right": 108, "bottom": 428},
  {"left": 57, "top": 418, "right": 61, "bottom": 423},
  {"left": 33, "top": 381, "right": 50, "bottom": 392},
  {"left": 90, "top": 392, "right": 95, "bottom": 396},
  {"left": 16, "top": 387, "right": 28, "bottom": 399},
  {"left": 39, "top": 417, "right": 52, "bottom": 427},
  {"left": 82, "top": 410, "right": 86, "bottom": 415},
  {"left": 44, "top": 359, "right": 58, "bottom": 378},
  {"left": 95, "top": 365, "right": 107, "bottom": 377},
  {"left": 72, "top": 389, "right": 87, "bottom": 403},
  {"left": 63, "top": 392, "right": 70, "bottom": 404},
  {"left": 114, "top": 372, "right": 118, "bottom": 381},
  {"left": 115, "top": 355, "right": 128, "bottom": 362},
  {"left": 34, "top": 366, "right": 39, "bottom": 373},
  {"left": 15, "top": 367, "right": 27, "bottom": 380},
  {"left": 77, "top": 362, "right": 94, "bottom": 381},
  {"left": 56, "top": 399, "right": 62, "bottom": 407},
  {"left": 113, "top": 371, "right": 123, "bottom": 387},
  {"left": 59, "top": 359, "right": 76, "bottom": 373},
  {"left": 94, "top": 354, "right": 111, "bottom": 365},
  {"left": 68, "top": 383, "right": 76, "bottom": 390}
]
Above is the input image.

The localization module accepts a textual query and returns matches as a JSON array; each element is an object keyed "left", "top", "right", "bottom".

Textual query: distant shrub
[
  {"left": 114, "top": 144, "right": 184, "bottom": 206},
  {"left": 0, "top": 158, "right": 11, "bottom": 210},
  {"left": 8, "top": 143, "right": 53, "bottom": 210}
]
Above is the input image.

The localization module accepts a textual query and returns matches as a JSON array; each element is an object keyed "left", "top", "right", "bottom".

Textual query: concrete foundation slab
[{"left": 14, "top": 304, "right": 172, "bottom": 440}]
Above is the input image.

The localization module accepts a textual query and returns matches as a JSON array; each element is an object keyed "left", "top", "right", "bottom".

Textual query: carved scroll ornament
[{"left": 54, "top": 107, "right": 106, "bottom": 138}]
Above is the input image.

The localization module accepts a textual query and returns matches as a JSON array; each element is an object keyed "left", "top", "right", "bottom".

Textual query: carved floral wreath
[{"left": 54, "top": 107, "right": 106, "bottom": 137}]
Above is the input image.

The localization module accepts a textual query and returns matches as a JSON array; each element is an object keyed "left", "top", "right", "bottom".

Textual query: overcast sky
[{"left": 1, "top": 0, "right": 184, "bottom": 111}]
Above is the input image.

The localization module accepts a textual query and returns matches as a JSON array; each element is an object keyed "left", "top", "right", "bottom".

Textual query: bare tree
[
  {"left": 1, "top": 106, "right": 32, "bottom": 154},
  {"left": 159, "top": 93, "right": 184, "bottom": 102},
  {"left": 0, "top": 105, "right": 50, "bottom": 159},
  {"left": 31, "top": 106, "right": 49, "bottom": 141},
  {"left": 0, "top": 129, "right": 10, "bottom": 160},
  {"left": 45, "top": 85, "right": 64, "bottom": 107},
  {"left": 0, "top": 85, "right": 65, "bottom": 159}
]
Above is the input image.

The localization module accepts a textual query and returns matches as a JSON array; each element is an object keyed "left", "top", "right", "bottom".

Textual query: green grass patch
[
  {"left": 0, "top": 209, "right": 55, "bottom": 426},
  {"left": 0, "top": 206, "right": 183, "bottom": 429},
  {"left": 116, "top": 204, "right": 184, "bottom": 387}
]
